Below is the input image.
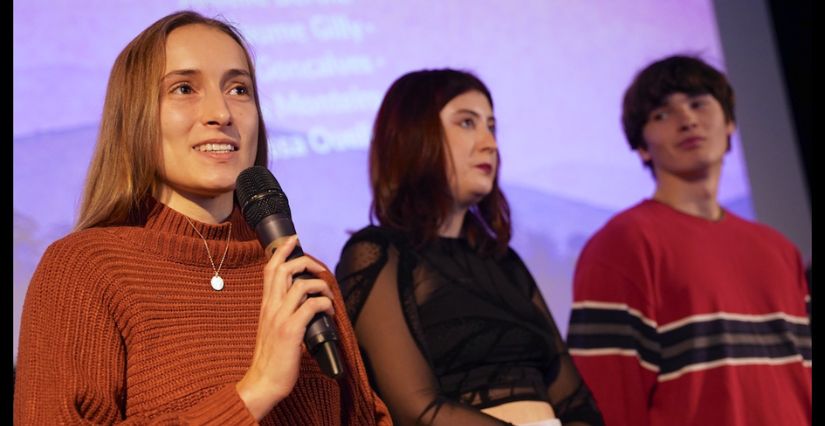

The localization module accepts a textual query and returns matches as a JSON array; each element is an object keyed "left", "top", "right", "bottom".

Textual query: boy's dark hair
[{"left": 621, "top": 55, "right": 736, "bottom": 169}]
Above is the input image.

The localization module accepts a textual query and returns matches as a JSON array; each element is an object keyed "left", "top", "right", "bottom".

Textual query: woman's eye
[
  {"left": 651, "top": 111, "right": 667, "bottom": 121},
  {"left": 230, "top": 85, "right": 250, "bottom": 96},
  {"left": 460, "top": 118, "right": 475, "bottom": 129},
  {"left": 171, "top": 83, "right": 193, "bottom": 95}
]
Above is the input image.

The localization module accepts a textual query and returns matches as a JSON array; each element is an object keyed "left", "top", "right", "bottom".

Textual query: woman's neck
[
  {"left": 438, "top": 206, "right": 468, "bottom": 238},
  {"left": 156, "top": 190, "right": 235, "bottom": 224}
]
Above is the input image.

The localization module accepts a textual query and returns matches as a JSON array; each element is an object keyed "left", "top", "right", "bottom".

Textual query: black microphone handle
[{"left": 255, "top": 215, "right": 345, "bottom": 379}]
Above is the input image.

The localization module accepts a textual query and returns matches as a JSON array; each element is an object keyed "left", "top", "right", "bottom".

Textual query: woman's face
[
  {"left": 439, "top": 90, "right": 498, "bottom": 208},
  {"left": 157, "top": 23, "right": 259, "bottom": 205}
]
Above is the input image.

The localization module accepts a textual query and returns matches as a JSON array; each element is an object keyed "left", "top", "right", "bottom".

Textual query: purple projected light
[{"left": 13, "top": 0, "right": 753, "bottom": 363}]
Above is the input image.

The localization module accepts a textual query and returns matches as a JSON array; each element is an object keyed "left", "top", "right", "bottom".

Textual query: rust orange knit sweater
[{"left": 14, "top": 200, "right": 391, "bottom": 425}]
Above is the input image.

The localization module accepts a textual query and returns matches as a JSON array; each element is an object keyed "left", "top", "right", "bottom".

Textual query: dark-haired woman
[{"left": 335, "top": 68, "right": 603, "bottom": 426}]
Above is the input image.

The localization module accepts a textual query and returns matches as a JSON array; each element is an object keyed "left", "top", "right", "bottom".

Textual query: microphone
[{"left": 235, "top": 165, "right": 344, "bottom": 379}]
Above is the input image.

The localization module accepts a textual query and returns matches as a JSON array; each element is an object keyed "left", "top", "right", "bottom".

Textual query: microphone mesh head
[{"left": 235, "top": 166, "right": 292, "bottom": 228}]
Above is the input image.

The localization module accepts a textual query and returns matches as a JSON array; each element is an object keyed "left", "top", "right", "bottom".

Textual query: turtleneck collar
[{"left": 127, "top": 198, "right": 266, "bottom": 268}]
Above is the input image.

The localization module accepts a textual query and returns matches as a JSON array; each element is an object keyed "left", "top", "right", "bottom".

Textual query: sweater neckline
[
  {"left": 642, "top": 198, "right": 732, "bottom": 224},
  {"left": 129, "top": 198, "right": 266, "bottom": 268}
]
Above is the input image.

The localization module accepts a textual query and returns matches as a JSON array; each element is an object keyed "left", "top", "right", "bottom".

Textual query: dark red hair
[{"left": 369, "top": 69, "right": 511, "bottom": 256}]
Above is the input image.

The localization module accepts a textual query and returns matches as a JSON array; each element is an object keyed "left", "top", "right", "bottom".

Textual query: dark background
[{"left": 768, "top": 0, "right": 812, "bottom": 206}]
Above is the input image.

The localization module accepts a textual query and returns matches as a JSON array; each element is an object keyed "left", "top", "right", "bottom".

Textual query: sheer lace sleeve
[
  {"left": 510, "top": 250, "right": 604, "bottom": 426},
  {"left": 336, "top": 231, "right": 512, "bottom": 426}
]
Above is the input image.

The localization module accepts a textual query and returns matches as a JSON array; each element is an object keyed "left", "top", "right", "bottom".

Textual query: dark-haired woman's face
[{"left": 439, "top": 90, "right": 498, "bottom": 208}]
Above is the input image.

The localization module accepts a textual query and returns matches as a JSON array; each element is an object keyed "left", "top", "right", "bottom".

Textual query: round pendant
[{"left": 211, "top": 275, "right": 225, "bottom": 291}]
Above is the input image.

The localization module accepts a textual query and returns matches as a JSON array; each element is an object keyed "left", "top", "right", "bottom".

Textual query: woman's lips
[{"left": 475, "top": 164, "right": 493, "bottom": 174}]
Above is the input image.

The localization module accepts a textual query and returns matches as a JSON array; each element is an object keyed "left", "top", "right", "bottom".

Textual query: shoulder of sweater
[
  {"left": 40, "top": 226, "right": 140, "bottom": 266},
  {"left": 722, "top": 211, "right": 800, "bottom": 253},
  {"left": 31, "top": 227, "right": 137, "bottom": 300},
  {"left": 586, "top": 202, "right": 653, "bottom": 246},
  {"left": 48, "top": 226, "right": 134, "bottom": 250}
]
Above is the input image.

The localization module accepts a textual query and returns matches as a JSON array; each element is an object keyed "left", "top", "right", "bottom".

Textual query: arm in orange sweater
[{"left": 14, "top": 238, "right": 258, "bottom": 425}]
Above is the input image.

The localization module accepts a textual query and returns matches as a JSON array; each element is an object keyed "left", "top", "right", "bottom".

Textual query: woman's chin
[{"left": 471, "top": 188, "right": 494, "bottom": 202}]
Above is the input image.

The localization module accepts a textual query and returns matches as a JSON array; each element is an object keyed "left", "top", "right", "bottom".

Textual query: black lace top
[{"left": 335, "top": 226, "right": 603, "bottom": 425}]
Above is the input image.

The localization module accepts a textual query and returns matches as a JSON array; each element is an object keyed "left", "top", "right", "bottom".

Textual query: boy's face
[{"left": 639, "top": 92, "right": 735, "bottom": 180}]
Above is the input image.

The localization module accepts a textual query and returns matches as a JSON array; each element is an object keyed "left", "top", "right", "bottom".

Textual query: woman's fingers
[
  {"left": 261, "top": 235, "right": 299, "bottom": 304},
  {"left": 259, "top": 242, "right": 336, "bottom": 335},
  {"left": 262, "top": 236, "right": 331, "bottom": 303},
  {"left": 239, "top": 240, "right": 339, "bottom": 418},
  {"left": 292, "top": 296, "right": 335, "bottom": 329},
  {"left": 278, "top": 278, "right": 336, "bottom": 319}
]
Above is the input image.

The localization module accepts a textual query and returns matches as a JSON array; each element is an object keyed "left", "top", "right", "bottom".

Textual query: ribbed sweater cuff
[{"left": 180, "top": 384, "right": 258, "bottom": 425}]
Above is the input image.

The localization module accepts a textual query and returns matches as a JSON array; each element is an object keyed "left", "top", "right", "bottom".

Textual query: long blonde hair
[{"left": 75, "top": 10, "right": 269, "bottom": 230}]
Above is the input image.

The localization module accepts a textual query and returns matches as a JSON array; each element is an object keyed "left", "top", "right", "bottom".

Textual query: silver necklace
[{"left": 184, "top": 216, "right": 232, "bottom": 291}]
